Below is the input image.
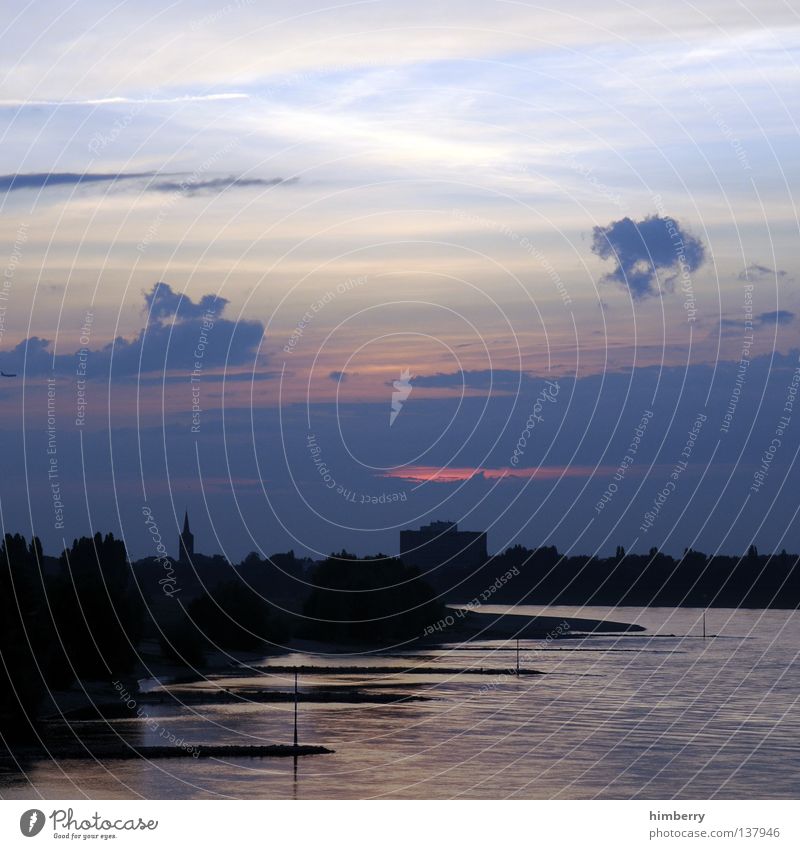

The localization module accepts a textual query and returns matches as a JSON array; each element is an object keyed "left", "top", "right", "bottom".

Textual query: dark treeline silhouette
[
  {"left": 430, "top": 544, "right": 800, "bottom": 608},
  {"left": 158, "top": 580, "right": 292, "bottom": 667},
  {"left": 0, "top": 532, "right": 144, "bottom": 745},
  {"left": 56, "top": 534, "right": 145, "bottom": 677},
  {"left": 137, "top": 548, "right": 306, "bottom": 667},
  {"left": 301, "top": 551, "right": 443, "bottom": 644},
  {"left": 134, "top": 549, "right": 309, "bottom": 606},
  {"left": 0, "top": 534, "right": 53, "bottom": 742}
]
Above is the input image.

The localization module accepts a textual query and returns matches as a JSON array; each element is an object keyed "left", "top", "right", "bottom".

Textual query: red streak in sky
[{"left": 380, "top": 465, "right": 616, "bottom": 483}]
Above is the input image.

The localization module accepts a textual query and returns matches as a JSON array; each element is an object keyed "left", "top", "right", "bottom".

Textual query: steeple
[{"left": 178, "top": 509, "right": 194, "bottom": 563}]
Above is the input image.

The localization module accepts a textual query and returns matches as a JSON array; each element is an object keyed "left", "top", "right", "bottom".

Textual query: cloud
[
  {"left": 144, "top": 281, "right": 227, "bottom": 322},
  {"left": 719, "top": 309, "right": 795, "bottom": 333},
  {"left": 756, "top": 310, "right": 794, "bottom": 325},
  {"left": 147, "top": 175, "right": 298, "bottom": 195},
  {"left": 0, "top": 171, "right": 154, "bottom": 192},
  {"left": 0, "top": 93, "right": 248, "bottom": 108},
  {"left": 411, "top": 369, "right": 536, "bottom": 391},
  {"left": 380, "top": 465, "right": 618, "bottom": 483},
  {"left": 329, "top": 371, "right": 348, "bottom": 382},
  {"left": 0, "top": 171, "right": 298, "bottom": 195},
  {"left": 738, "top": 264, "right": 789, "bottom": 282},
  {"left": 3, "top": 283, "right": 264, "bottom": 377},
  {"left": 591, "top": 214, "right": 706, "bottom": 299}
]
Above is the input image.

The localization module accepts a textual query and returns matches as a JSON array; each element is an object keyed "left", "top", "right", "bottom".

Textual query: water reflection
[{"left": 1, "top": 607, "right": 798, "bottom": 799}]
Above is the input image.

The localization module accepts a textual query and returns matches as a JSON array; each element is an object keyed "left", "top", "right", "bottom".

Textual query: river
[{"left": 1, "top": 606, "right": 798, "bottom": 799}]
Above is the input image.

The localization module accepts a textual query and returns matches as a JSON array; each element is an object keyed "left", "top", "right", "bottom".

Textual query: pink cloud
[{"left": 379, "top": 465, "right": 619, "bottom": 484}]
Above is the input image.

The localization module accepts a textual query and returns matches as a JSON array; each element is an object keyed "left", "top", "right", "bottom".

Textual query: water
[{"left": 2, "top": 606, "right": 798, "bottom": 799}]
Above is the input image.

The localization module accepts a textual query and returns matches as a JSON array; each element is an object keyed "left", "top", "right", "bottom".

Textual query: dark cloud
[
  {"left": 0, "top": 172, "right": 154, "bottom": 192},
  {"left": 411, "top": 369, "right": 534, "bottom": 391},
  {"left": 137, "top": 370, "right": 280, "bottom": 385},
  {"left": 105, "top": 317, "right": 264, "bottom": 376},
  {"left": 3, "top": 283, "right": 264, "bottom": 377},
  {"left": 738, "top": 264, "right": 788, "bottom": 282},
  {"left": 144, "top": 281, "right": 227, "bottom": 322},
  {"left": 8, "top": 336, "right": 53, "bottom": 373},
  {"left": 720, "top": 310, "right": 795, "bottom": 333},
  {"left": 591, "top": 214, "right": 706, "bottom": 299},
  {"left": 147, "top": 176, "right": 298, "bottom": 195},
  {"left": 756, "top": 310, "right": 794, "bottom": 325},
  {"left": 329, "top": 371, "right": 348, "bottom": 382},
  {"left": 1, "top": 172, "right": 298, "bottom": 195}
]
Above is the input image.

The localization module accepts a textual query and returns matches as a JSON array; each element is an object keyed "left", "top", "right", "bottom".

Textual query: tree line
[{"left": 433, "top": 544, "right": 800, "bottom": 608}]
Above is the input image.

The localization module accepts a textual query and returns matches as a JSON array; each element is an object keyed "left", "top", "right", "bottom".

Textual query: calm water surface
[{"left": 2, "top": 606, "right": 798, "bottom": 799}]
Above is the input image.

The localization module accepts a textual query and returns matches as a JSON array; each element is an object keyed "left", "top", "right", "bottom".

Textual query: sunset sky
[{"left": 2, "top": 0, "right": 799, "bottom": 561}]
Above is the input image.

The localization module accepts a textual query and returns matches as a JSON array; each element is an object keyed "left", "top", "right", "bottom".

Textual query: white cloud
[{"left": 2, "top": 0, "right": 798, "bottom": 101}]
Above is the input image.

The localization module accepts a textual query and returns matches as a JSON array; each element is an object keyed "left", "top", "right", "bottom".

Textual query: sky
[{"left": 1, "top": 0, "right": 799, "bottom": 562}]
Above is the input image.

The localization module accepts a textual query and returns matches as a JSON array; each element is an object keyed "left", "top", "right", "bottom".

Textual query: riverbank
[{"left": 431, "top": 608, "right": 646, "bottom": 642}]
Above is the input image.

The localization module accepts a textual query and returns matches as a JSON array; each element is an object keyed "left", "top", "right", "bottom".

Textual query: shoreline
[{"left": 429, "top": 609, "right": 646, "bottom": 643}]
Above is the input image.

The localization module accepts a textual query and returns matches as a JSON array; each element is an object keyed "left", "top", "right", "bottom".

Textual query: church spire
[{"left": 178, "top": 509, "right": 194, "bottom": 563}]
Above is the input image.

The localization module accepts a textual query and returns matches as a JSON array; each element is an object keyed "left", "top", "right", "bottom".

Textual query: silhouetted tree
[
  {"left": 157, "top": 605, "right": 207, "bottom": 667},
  {"left": 302, "top": 555, "right": 443, "bottom": 644},
  {"left": 0, "top": 534, "right": 74, "bottom": 741},
  {"left": 188, "top": 580, "right": 290, "bottom": 652},
  {"left": 49, "top": 533, "right": 144, "bottom": 678}
]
